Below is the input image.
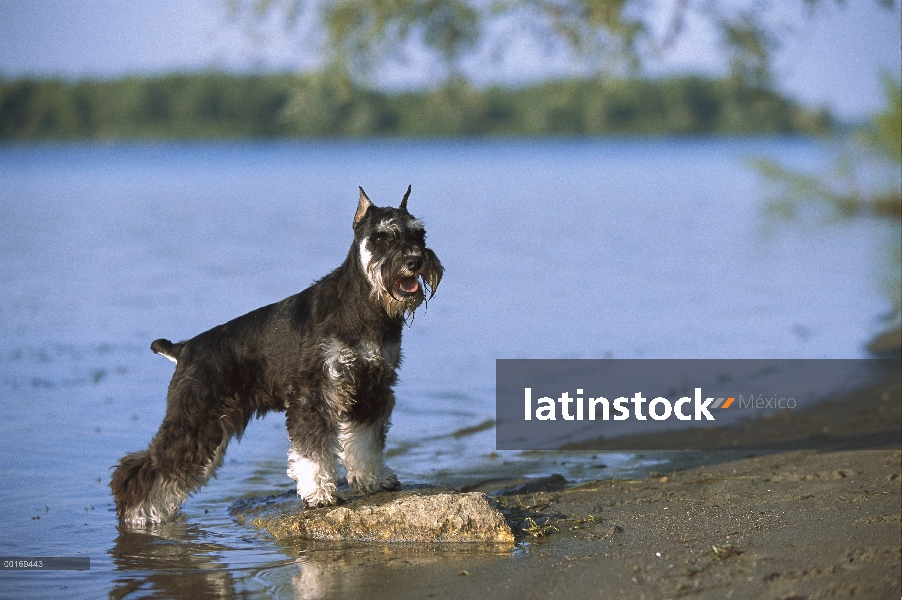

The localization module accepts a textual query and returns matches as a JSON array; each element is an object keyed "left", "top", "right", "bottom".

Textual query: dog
[{"left": 110, "top": 186, "right": 442, "bottom": 526}]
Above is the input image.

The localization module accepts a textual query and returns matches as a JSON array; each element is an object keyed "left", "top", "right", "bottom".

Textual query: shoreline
[
  {"left": 280, "top": 448, "right": 901, "bottom": 600},
  {"left": 266, "top": 364, "right": 901, "bottom": 599}
]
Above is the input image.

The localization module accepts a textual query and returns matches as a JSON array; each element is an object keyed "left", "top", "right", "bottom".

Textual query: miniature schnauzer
[{"left": 110, "top": 186, "right": 442, "bottom": 526}]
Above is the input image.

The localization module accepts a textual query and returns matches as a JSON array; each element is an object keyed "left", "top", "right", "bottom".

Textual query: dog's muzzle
[
  {"left": 373, "top": 245, "right": 441, "bottom": 319},
  {"left": 394, "top": 255, "right": 425, "bottom": 295}
]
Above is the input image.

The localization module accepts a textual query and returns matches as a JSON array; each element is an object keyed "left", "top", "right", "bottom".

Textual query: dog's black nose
[{"left": 405, "top": 255, "right": 424, "bottom": 272}]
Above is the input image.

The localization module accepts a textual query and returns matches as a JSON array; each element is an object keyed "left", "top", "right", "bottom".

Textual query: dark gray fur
[{"left": 110, "top": 187, "right": 442, "bottom": 526}]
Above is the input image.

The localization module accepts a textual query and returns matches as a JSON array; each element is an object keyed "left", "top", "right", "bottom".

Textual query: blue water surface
[{"left": 0, "top": 138, "right": 897, "bottom": 598}]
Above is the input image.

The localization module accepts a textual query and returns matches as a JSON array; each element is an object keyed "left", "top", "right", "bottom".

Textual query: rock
[
  {"left": 231, "top": 486, "right": 515, "bottom": 544},
  {"left": 494, "top": 474, "right": 568, "bottom": 496},
  {"left": 460, "top": 473, "right": 568, "bottom": 495},
  {"left": 867, "top": 326, "right": 902, "bottom": 358}
]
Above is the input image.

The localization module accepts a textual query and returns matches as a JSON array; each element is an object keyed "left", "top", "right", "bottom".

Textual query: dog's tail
[{"left": 151, "top": 338, "right": 183, "bottom": 364}]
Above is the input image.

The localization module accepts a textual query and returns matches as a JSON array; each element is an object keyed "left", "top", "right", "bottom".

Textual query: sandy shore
[
  {"left": 479, "top": 449, "right": 901, "bottom": 599},
  {"left": 262, "top": 364, "right": 902, "bottom": 599},
  {"left": 287, "top": 448, "right": 900, "bottom": 600}
]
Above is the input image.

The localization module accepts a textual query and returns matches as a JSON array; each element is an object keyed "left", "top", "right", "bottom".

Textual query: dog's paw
[
  {"left": 303, "top": 496, "right": 339, "bottom": 509},
  {"left": 379, "top": 471, "right": 401, "bottom": 491},
  {"left": 298, "top": 480, "right": 339, "bottom": 508},
  {"left": 347, "top": 468, "right": 400, "bottom": 493}
]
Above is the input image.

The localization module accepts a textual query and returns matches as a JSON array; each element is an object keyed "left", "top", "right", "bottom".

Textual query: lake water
[{"left": 0, "top": 138, "right": 898, "bottom": 598}]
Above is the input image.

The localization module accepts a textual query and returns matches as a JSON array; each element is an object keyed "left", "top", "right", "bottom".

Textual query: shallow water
[{"left": 0, "top": 138, "right": 897, "bottom": 598}]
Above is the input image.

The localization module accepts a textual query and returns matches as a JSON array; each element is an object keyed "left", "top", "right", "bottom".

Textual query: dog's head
[{"left": 353, "top": 186, "right": 443, "bottom": 320}]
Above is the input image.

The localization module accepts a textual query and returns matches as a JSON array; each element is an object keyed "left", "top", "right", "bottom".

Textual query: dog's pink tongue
[{"left": 396, "top": 277, "right": 419, "bottom": 293}]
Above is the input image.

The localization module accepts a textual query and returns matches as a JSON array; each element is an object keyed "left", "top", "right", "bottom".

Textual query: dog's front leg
[
  {"left": 285, "top": 402, "right": 338, "bottom": 507},
  {"left": 338, "top": 414, "right": 400, "bottom": 493}
]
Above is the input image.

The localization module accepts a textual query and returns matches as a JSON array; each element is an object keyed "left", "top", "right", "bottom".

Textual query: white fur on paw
[
  {"left": 303, "top": 491, "right": 337, "bottom": 508},
  {"left": 287, "top": 448, "right": 337, "bottom": 507}
]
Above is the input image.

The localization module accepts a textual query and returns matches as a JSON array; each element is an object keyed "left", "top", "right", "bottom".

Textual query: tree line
[{"left": 0, "top": 71, "right": 832, "bottom": 140}]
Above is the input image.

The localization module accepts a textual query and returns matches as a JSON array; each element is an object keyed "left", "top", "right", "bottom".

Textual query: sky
[{"left": 0, "top": 0, "right": 899, "bottom": 121}]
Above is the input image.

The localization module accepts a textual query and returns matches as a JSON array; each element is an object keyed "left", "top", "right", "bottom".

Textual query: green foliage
[
  {"left": 753, "top": 76, "right": 901, "bottom": 330},
  {"left": 752, "top": 155, "right": 880, "bottom": 220},
  {"left": 755, "top": 76, "right": 901, "bottom": 221},
  {"left": 225, "top": 1, "right": 898, "bottom": 86},
  {"left": 867, "top": 76, "right": 902, "bottom": 164},
  {"left": 0, "top": 73, "right": 296, "bottom": 139},
  {"left": 0, "top": 72, "right": 831, "bottom": 140}
]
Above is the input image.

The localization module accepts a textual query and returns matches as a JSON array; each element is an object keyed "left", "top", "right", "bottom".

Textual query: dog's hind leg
[
  {"left": 338, "top": 416, "right": 400, "bottom": 493},
  {"left": 110, "top": 447, "right": 192, "bottom": 527},
  {"left": 111, "top": 426, "right": 230, "bottom": 526},
  {"left": 110, "top": 392, "right": 232, "bottom": 526},
  {"left": 111, "top": 424, "right": 230, "bottom": 526}
]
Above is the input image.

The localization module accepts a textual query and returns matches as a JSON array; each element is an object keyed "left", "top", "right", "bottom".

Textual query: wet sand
[
  {"left": 287, "top": 448, "right": 900, "bottom": 600},
  {"left": 275, "top": 366, "right": 901, "bottom": 600}
]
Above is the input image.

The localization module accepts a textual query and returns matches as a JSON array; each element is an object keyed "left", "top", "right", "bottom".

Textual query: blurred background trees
[
  {"left": 0, "top": 72, "right": 831, "bottom": 139},
  {"left": 2, "top": 0, "right": 897, "bottom": 141},
  {"left": 222, "top": 0, "right": 896, "bottom": 86}
]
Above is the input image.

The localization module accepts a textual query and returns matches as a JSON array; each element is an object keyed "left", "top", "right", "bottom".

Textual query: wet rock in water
[
  {"left": 231, "top": 486, "right": 514, "bottom": 544},
  {"left": 494, "top": 474, "right": 568, "bottom": 496},
  {"left": 460, "top": 473, "right": 568, "bottom": 495}
]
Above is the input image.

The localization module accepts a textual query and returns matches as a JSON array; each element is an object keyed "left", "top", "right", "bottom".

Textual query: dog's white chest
[{"left": 321, "top": 338, "right": 400, "bottom": 381}]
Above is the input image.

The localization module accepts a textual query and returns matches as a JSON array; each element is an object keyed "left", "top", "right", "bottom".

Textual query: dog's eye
[{"left": 373, "top": 233, "right": 389, "bottom": 244}]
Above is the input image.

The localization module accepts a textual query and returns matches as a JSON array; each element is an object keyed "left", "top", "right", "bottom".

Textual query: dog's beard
[
  {"left": 373, "top": 258, "right": 428, "bottom": 321},
  {"left": 362, "top": 246, "right": 442, "bottom": 322}
]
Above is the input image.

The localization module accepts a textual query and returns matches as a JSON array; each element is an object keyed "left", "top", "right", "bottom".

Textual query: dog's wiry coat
[{"left": 110, "top": 187, "right": 442, "bottom": 526}]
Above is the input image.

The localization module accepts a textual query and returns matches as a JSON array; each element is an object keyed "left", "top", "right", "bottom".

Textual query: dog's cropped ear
[
  {"left": 399, "top": 185, "right": 411, "bottom": 212},
  {"left": 354, "top": 187, "right": 373, "bottom": 228}
]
